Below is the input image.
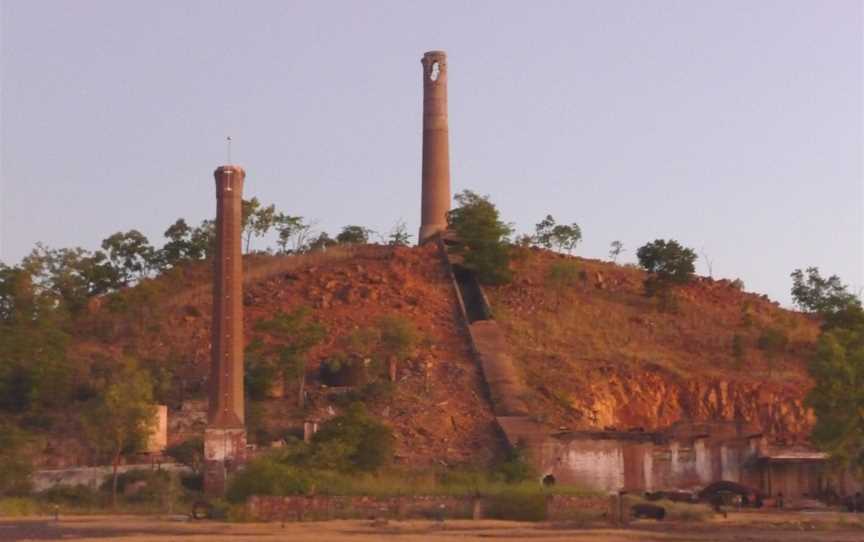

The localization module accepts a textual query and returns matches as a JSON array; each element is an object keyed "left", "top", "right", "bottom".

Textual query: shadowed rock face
[{"left": 419, "top": 50, "right": 450, "bottom": 244}]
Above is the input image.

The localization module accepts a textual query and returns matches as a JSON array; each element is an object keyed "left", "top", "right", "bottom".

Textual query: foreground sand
[{"left": 1, "top": 510, "right": 863, "bottom": 541}]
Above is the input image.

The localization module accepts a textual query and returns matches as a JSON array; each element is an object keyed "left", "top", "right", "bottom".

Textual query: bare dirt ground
[{"left": 1, "top": 511, "right": 863, "bottom": 542}]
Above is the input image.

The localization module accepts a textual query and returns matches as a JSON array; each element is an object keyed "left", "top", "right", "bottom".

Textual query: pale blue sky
[{"left": 1, "top": 0, "right": 861, "bottom": 305}]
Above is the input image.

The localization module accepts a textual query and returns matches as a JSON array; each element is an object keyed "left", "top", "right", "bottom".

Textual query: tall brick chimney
[
  {"left": 204, "top": 164, "right": 247, "bottom": 496},
  {"left": 418, "top": 50, "right": 451, "bottom": 244}
]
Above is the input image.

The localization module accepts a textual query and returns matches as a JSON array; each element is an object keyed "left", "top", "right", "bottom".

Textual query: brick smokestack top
[
  {"left": 209, "top": 165, "right": 245, "bottom": 428},
  {"left": 419, "top": 50, "right": 451, "bottom": 244}
]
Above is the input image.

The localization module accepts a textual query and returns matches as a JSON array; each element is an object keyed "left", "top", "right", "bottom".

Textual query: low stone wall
[
  {"left": 247, "top": 494, "right": 609, "bottom": 522},
  {"left": 247, "top": 495, "right": 475, "bottom": 521}
]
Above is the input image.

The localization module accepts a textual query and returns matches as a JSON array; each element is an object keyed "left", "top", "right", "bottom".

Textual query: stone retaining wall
[{"left": 246, "top": 494, "right": 609, "bottom": 522}]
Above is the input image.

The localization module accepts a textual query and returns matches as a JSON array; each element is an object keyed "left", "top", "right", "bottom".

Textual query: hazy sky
[{"left": 1, "top": 0, "right": 861, "bottom": 306}]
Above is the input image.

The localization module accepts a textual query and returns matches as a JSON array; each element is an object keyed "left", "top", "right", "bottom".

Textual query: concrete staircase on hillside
[{"left": 436, "top": 237, "right": 546, "bottom": 449}]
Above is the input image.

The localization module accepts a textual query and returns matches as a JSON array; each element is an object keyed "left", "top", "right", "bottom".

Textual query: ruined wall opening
[
  {"left": 430, "top": 62, "right": 440, "bottom": 81},
  {"left": 542, "top": 474, "right": 557, "bottom": 487}
]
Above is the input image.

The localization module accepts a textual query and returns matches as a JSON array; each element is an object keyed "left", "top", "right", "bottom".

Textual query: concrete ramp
[
  {"left": 438, "top": 239, "right": 544, "bottom": 447},
  {"left": 469, "top": 321, "right": 529, "bottom": 416}
]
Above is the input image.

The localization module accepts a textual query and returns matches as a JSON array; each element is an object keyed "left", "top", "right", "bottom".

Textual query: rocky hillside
[
  {"left": 55, "top": 244, "right": 819, "bottom": 468},
  {"left": 489, "top": 248, "right": 819, "bottom": 443}
]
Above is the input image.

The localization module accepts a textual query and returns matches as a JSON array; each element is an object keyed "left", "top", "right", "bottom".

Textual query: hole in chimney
[{"left": 430, "top": 62, "right": 440, "bottom": 81}]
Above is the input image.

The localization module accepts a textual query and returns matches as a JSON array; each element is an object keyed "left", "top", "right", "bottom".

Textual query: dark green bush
[
  {"left": 311, "top": 403, "right": 393, "bottom": 473},
  {"left": 165, "top": 437, "right": 203, "bottom": 473},
  {"left": 226, "top": 459, "right": 312, "bottom": 503},
  {"left": 244, "top": 355, "right": 277, "bottom": 401}
]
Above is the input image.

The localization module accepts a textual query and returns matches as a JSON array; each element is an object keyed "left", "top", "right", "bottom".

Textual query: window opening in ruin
[
  {"left": 542, "top": 474, "right": 556, "bottom": 487},
  {"left": 430, "top": 62, "right": 440, "bottom": 81}
]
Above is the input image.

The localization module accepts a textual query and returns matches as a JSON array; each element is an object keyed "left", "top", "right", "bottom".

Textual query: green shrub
[
  {"left": 494, "top": 444, "right": 537, "bottom": 483},
  {"left": 377, "top": 315, "right": 418, "bottom": 360},
  {"left": 245, "top": 400, "right": 274, "bottom": 445},
  {"left": 485, "top": 489, "right": 547, "bottom": 521},
  {"left": 226, "top": 459, "right": 312, "bottom": 503},
  {"left": 244, "top": 354, "right": 277, "bottom": 401},
  {"left": 311, "top": 403, "right": 393, "bottom": 472}
]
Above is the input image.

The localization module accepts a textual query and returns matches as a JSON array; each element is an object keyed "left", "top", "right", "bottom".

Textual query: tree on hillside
[
  {"left": 637, "top": 239, "right": 697, "bottom": 311},
  {"left": 159, "top": 218, "right": 213, "bottom": 267},
  {"left": 0, "top": 264, "right": 72, "bottom": 413},
  {"left": 387, "top": 220, "right": 411, "bottom": 247},
  {"left": 161, "top": 219, "right": 194, "bottom": 266},
  {"left": 791, "top": 267, "right": 861, "bottom": 319},
  {"left": 83, "top": 361, "right": 156, "bottom": 507},
  {"left": 307, "top": 232, "right": 337, "bottom": 252},
  {"left": 533, "top": 215, "right": 582, "bottom": 253},
  {"left": 609, "top": 240, "right": 625, "bottom": 263},
  {"left": 534, "top": 215, "right": 557, "bottom": 249},
  {"left": 336, "top": 225, "right": 371, "bottom": 245},
  {"left": 253, "top": 307, "right": 325, "bottom": 407},
  {"left": 241, "top": 197, "right": 278, "bottom": 253},
  {"left": 806, "top": 304, "right": 864, "bottom": 477},
  {"left": 21, "top": 244, "right": 120, "bottom": 312},
  {"left": 551, "top": 223, "right": 581, "bottom": 253},
  {"left": 274, "top": 214, "right": 313, "bottom": 254},
  {"left": 191, "top": 219, "right": 216, "bottom": 258},
  {"left": 101, "top": 230, "right": 156, "bottom": 286},
  {"left": 447, "top": 190, "right": 514, "bottom": 285}
]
